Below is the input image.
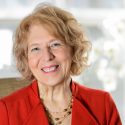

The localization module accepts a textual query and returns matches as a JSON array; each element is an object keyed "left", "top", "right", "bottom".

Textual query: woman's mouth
[{"left": 41, "top": 65, "right": 59, "bottom": 73}]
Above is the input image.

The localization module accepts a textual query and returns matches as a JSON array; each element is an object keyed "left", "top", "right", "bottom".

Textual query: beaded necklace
[{"left": 43, "top": 96, "right": 73, "bottom": 125}]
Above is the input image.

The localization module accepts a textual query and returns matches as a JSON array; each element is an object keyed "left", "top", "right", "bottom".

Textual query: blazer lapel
[
  {"left": 71, "top": 97, "right": 99, "bottom": 125},
  {"left": 71, "top": 81, "right": 99, "bottom": 125},
  {"left": 23, "top": 81, "right": 49, "bottom": 125},
  {"left": 23, "top": 103, "right": 49, "bottom": 125}
]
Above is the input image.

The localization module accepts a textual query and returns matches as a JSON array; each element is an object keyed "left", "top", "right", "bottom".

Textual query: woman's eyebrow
[
  {"left": 28, "top": 39, "right": 61, "bottom": 48},
  {"left": 49, "top": 39, "right": 63, "bottom": 43},
  {"left": 28, "top": 43, "right": 40, "bottom": 48},
  {"left": 49, "top": 39, "right": 59, "bottom": 42}
]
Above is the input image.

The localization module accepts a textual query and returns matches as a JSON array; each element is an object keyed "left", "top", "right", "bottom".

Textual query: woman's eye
[
  {"left": 31, "top": 47, "right": 40, "bottom": 52},
  {"left": 52, "top": 43, "right": 61, "bottom": 47},
  {"left": 50, "top": 41, "right": 63, "bottom": 49}
]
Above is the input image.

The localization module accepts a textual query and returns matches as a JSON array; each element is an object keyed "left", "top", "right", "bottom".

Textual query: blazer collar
[{"left": 25, "top": 80, "right": 99, "bottom": 125}]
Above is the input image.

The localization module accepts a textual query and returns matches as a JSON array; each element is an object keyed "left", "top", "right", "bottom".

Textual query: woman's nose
[{"left": 42, "top": 48, "right": 55, "bottom": 61}]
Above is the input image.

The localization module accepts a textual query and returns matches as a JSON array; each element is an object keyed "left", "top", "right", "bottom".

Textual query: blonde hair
[{"left": 13, "top": 3, "right": 91, "bottom": 81}]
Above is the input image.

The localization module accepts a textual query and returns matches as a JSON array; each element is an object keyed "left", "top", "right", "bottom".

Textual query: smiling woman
[
  {"left": 0, "top": 3, "right": 122, "bottom": 125},
  {"left": 27, "top": 24, "right": 73, "bottom": 87}
]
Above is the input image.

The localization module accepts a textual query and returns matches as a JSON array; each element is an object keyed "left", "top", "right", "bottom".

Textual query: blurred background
[{"left": 0, "top": 0, "right": 125, "bottom": 124}]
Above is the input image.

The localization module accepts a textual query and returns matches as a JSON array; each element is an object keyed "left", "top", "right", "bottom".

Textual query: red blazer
[{"left": 0, "top": 81, "right": 122, "bottom": 125}]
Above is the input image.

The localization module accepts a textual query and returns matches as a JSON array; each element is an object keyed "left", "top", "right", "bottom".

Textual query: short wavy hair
[{"left": 13, "top": 3, "right": 91, "bottom": 81}]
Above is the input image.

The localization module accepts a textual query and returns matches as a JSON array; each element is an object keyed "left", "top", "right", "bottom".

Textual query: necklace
[{"left": 43, "top": 96, "right": 73, "bottom": 125}]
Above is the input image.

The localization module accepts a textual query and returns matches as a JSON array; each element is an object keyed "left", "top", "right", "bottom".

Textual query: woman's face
[{"left": 27, "top": 24, "right": 72, "bottom": 86}]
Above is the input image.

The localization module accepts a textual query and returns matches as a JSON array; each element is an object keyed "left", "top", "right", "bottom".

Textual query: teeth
[{"left": 42, "top": 66, "right": 57, "bottom": 73}]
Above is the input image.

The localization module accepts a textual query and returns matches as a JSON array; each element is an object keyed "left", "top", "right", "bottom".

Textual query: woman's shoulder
[
  {"left": 72, "top": 82, "right": 122, "bottom": 124},
  {"left": 73, "top": 81, "right": 111, "bottom": 103},
  {"left": 74, "top": 81, "right": 108, "bottom": 95},
  {"left": 73, "top": 81, "right": 118, "bottom": 115}
]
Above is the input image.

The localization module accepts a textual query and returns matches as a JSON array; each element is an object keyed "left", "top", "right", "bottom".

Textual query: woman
[{"left": 0, "top": 3, "right": 122, "bottom": 125}]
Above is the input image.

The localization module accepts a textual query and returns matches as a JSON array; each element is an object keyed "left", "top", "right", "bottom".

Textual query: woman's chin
[{"left": 38, "top": 77, "right": 66, "bottom": 87}]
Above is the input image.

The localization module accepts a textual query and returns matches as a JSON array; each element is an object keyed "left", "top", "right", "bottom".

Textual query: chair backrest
[{"left": 0, "top": 78, "right": 29, "bottom": 98}]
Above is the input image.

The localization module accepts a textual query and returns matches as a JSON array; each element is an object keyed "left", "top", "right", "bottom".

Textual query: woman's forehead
[{"left": 27, "top": 23, "right": 64, "bottom": 42}]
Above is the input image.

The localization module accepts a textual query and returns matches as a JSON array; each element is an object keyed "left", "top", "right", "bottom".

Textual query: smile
[{"left": 42, "top": 65, "right": 59, "bottom": 73}]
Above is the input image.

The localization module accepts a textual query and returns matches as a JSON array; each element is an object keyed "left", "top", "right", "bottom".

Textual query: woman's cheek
[{"left": 28, "top": 58, "right": 37, "bottom": 69}]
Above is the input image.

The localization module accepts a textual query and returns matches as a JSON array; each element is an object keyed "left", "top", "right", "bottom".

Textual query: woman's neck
[{"left": 38, "top": 77, "right": 72, "bottom": 112}]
